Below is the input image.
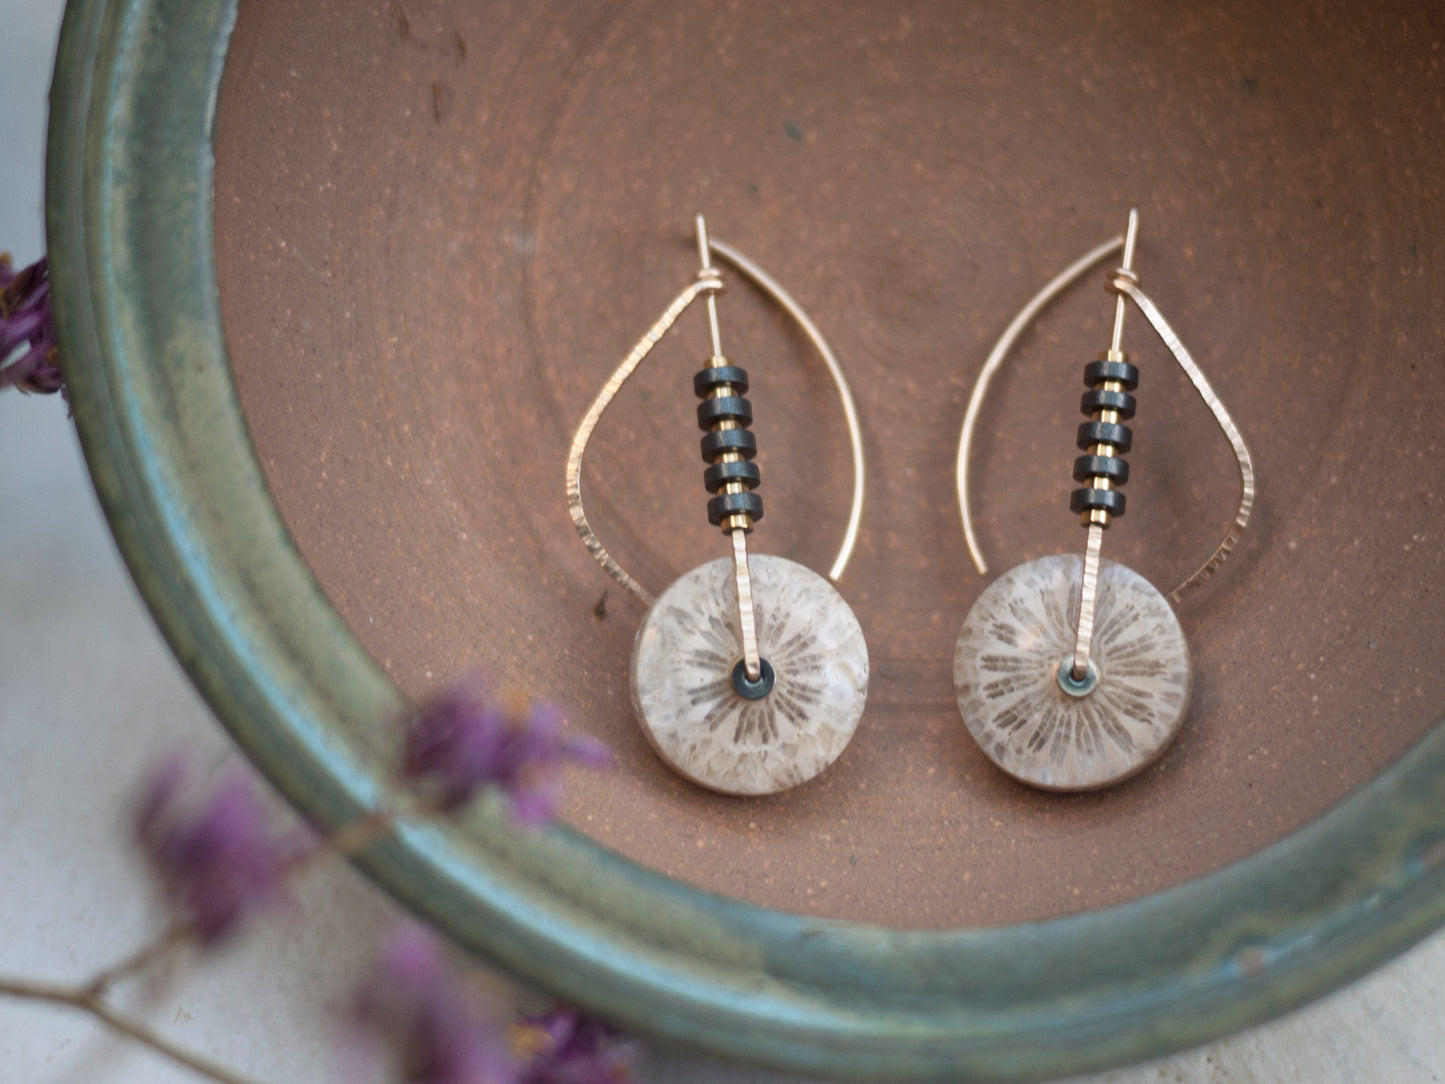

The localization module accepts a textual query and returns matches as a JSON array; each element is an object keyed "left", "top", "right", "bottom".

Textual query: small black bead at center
[{"left": 731, "top": 657, "right": 776, "bottom": 700}]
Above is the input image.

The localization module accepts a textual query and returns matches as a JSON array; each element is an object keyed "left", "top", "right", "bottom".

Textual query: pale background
[{"left": 2, "top": 2, "right": 1443, "bottom": 1081}]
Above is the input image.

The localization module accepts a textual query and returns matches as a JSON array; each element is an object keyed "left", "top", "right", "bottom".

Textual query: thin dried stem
[
  {"left": 316, "top": 807, "right": 399, "bottom": 860},
  {"left": 285, "top": 796, "right": 449, "bottom": 878},
  {"left": 0, "top": 799, "right": 453, "bottom": 1082},
  {"left": 77, "top": 807, "right": 405, "bottom": 1004},
  {"left": 0, "top": 976, "right": 267, "bottom": 1084},
  {"left": 284, "top": 805, "right": 406, "bottom": 879},
  {"left": 82, "top": 920, "right": 192, "bottom": 998}
]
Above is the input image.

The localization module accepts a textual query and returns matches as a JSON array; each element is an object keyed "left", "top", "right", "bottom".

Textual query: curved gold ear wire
[
  {"left": 567, "top": 217, "right": 870, "bottom": 797},
  {"left": 956, "top": 235, "right": 1124, "bottom": 578},
  {"left": 1107, "top": 272, "right": 1255, "bottom": 603},
  {"left": 565, "top": 223, "right": 866, "bottom": 607},
  {"left": 952, "top": 209, "right": 1254, "bottom": 792},
  {"left": 956, "top": 210, "right": 1256, "bottom": 606},
  {"left": 707, "top": 238, "right": 866, "bottom": 585},
  {"left": 565, "top": 269, "right": 722, "bottom": 607}
]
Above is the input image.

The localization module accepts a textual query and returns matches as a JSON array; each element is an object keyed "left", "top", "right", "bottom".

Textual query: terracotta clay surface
[
  {"left": 215, "top": 1, "right": 1445, "bottom": 928},
  {"left": 955, "top": 556, "right": 1192, "bottom": 791}
]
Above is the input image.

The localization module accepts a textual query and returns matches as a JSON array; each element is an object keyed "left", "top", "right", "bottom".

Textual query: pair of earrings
[{"left": 566, "top": 212, "right": 1253, "bottom": 798}]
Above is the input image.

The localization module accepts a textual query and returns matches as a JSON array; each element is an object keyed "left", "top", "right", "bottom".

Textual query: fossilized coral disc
[
  {"left": 631, "top": 555, "right": 868, "bottom": 796},
  {"left": 954, "top": 555, "right": 1191, "bottom": 791}
]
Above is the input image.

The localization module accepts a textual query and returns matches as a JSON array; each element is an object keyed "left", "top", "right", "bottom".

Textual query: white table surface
[{"left": 3, "top": 2, "right": 1443, "bottom": 1081}]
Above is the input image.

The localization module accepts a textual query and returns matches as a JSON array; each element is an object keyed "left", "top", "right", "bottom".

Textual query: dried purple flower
[
  {"left": 134, "top": 757, "right": 288, "bottom": 945},
  {"left": 514, "top": 1008, "right": 638, "bottom": 1084},
  {"left": 352, "top": 924, "right": 518, "bottom": 1084},
  {"left": 402, "top": 676, "right": 611, "bottom": 825},
  {"left": 0, "top": 254, "right": 63, "bottom": 396}
]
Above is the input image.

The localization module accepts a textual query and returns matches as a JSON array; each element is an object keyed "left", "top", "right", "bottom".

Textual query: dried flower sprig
[
  {"left": 0, "top": 254, "right": 63, "bottom": 395},
  {"left": 136, "top": 757, "right": 295, "bottom": 945},
  {"left": 353, "top": 925, "right": 519, "bottom": 1084},
  {"left": 515, "top": 1007, "right": 638, "bottom": 1084},
  {"left": 402, "top": 675, "right": 612, "bottom": 825},
  {"left": 354, "top": 927, "right": 638, "bottom": 1084},
  {"left": 0, "top": 676, "right": 617, "bottom": 1084},
  {"left": 0, "top": 973, "right": 267, "bottom": 1084}
]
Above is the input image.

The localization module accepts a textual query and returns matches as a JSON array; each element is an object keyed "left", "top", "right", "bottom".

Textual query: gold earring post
[
  {"left": 1071, "top": 208, "right": 1140, "bottom": 681},
  {"left": 707, "top": 238, "right": 866, "bottom": 584},
  {"left": 695, "top": 214, "right": 763, "bottom": 683}
]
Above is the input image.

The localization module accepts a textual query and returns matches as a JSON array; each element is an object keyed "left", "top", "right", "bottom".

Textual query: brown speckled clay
[{"left": 215, "top": 1, "right": 1445, "bottom": 927}]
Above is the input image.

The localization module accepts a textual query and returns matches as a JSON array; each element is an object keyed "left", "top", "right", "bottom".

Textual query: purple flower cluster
[
  {"left": 402, "top": 676, "right": 611, "bottom": 825},
  {"left": 354, "top": 927, "right": 636, "bottom": 1084},
  {"left": 135, "top": 759, "right": 290, "bottom": 944},
  {"left": 126, "top": 677, "right": 621, "bottom": 1077},
  {"left": 0, "top": 254, "right": 62, "bottom": 395},
  {"left": 516, "top": 1007, "right": 638, "bottom": 1084},
  {"left": 131, "top": 679, "right": 609, "bottom": 950},
  {"left": 353, "top": 926, "right": 518, "bottom": 1084}
]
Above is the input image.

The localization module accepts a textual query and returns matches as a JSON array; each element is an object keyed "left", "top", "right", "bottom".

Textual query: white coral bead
[
  {"left": 631, "top": 555, "right": 868, "bottom": 796},
  {"left": 955, "top": 554, "right": 1192, "bottom": 791}
]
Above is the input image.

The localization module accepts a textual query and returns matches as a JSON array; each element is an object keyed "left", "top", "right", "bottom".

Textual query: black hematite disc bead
[
  {"left": 1077, "top": 420, "right": 1133, "bottom": 454},
  {"left": 1070, "top": 487, "right": 1127, "bottom": 516},
  {"left": 1073, "top": 454, "right": 1130, "bottom": 484},
  {"left": 701, "top": 428, "right": 758, "bottom": 462},
  {"left": 1083, "top": 359, "right": 1140, "bottom": 390},
  {"left": 694, "top": 365, "right": 750, "bottom": 397},
  {"left": 708, "top": 491, "right": 764, "bottom": 526},
  {"left": 703, "top": 459, "right": 762, "bottom": 493}
]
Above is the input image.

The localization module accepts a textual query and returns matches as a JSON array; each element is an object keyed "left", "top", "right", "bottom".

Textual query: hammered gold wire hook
[
  {"left": 956, "top": 217, "right": 1255, "bottom": 604},
  {"left": 566, "top": 228, "right": 866, "bottom": 608}
]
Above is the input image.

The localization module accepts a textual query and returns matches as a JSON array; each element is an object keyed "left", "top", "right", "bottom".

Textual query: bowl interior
[{"left": 215, "top": 0, "right": 1445, "bottom": 928}]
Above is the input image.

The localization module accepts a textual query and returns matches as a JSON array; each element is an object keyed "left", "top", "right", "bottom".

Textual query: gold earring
[
  {"left": 566, "top": 216, "right": 868, "bottom": 796},
  {"left": 954, "top": 209, "right": 1255, "bottom": 791}
]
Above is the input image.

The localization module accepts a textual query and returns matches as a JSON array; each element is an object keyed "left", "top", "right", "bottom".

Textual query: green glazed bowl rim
[{"left": 46, "top": 0, "right": 1445, "bottom": 1079}]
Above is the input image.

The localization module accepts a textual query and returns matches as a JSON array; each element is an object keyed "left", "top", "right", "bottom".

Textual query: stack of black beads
[
  {"left": 1071, "top": 352, "right": 1139, "bottom": 527},
  {"left": 695, "top": 361, "right": 764, "bottom": 531}
]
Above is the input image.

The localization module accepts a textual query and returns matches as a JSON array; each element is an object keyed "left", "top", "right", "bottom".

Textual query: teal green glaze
[{"left": 46, "top": 0, "right": 1445, "bottom": 1079}]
